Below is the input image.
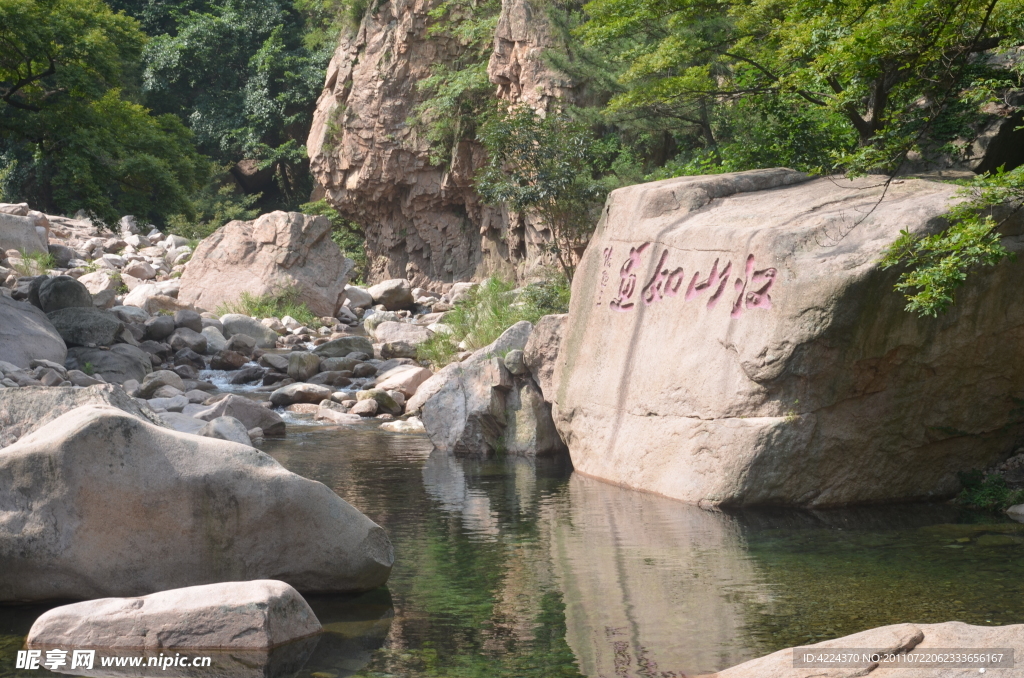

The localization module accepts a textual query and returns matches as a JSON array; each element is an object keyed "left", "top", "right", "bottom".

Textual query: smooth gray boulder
[
  {"left": 46, "top": 307, "right": 124, "bottom": 346},
  {"left": 343, "top": 285, "right": 374, "bottom": 308},
  {"left": 367, "top": 278, "right": 414, "bottom": 310},
  {"left": 0, "top": 212, "right": 46, "bottom": 254},
  {"left": 0, "top": 385, "right": 164, "bottom": 448},
  {"left": 179, "top": 212, "right": 354, "bottom": 317},
  {"left": 0, "top": 405, "right": 394, "bottom": 600},
  {"left": 65, "top": 346, "right": 152, "bottom": 384},
  {"left": 168, "top": 327, "right": 207, "bottom": 354},
  {"left": 555, "top": 168, "right": 1024, "bottom": 507},
  {"left": 502, "top": 377, "right": 566, "bottom": 456},
  {"left": 198, "top": 416, "right": 252, "bottom": 446},
  {"left": 193, "top": 394, "right": 286, "bottom": 436},
  {"left": 26, "top": 580, "right": 321, "bottom": 650},
  {"left": 220, "top": 314, "right": 279, "bottom": 348},
  {"left": 144, "top": 315, "right": 175, "bottom": 341},
  {"left": 270, "top": 383, "right": 332, "bottom": 406},
  {"left": 373, "top": 321, "right": 432, "bottom": 345},
  {"left": 312, "top": 335, "right": 374, "bottom": 358},
  {"left": 0, "top": 295, "right": 66, "bottom": 369},
  {"left": 37, "top": 276, "right": 93, "bottom": 313},
  {"left": 173, "top": 309, "right": 203, "bottom": 333},
  {"left": 201, "top": 325, "right": 229, "bottom": 352}
]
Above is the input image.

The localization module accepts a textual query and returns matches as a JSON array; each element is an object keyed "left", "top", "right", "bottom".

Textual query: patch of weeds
[
  {"left": 10, "top": 250, "right": 55, "bottom": 276},
  {"left": 416, "top": 273, "right": 571, "bottom": 368},
  {"left": 216, "top": 286, "right": 321, "bottom": 328},
  {"left": 957, "top": 469, "right": 1024, "bottom": 512},
  {"left": 83, "top": 362, "right": 95, "bottom": 376}
]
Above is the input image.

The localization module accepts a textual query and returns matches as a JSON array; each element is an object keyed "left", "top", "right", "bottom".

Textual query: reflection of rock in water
[
  {"left": 545, "top": 474, "right": 769, "bottom": 677},
  {"left": 302, "top": 590, "right": 394, "bottom": 678},
  {"left": 49, "top": 636, "right": 320, "bottom": 678},
  {"left": 421, "top": 450, "right": 500, "bottom": 539}
]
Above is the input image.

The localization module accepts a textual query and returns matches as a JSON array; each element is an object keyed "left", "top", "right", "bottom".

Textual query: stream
[{"left": 4, "top": 398, "right": 1024, "bottom": 678}]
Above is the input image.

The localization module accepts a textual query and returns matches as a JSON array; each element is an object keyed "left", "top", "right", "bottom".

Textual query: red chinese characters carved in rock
[
  {"left": 609, "top": 243, "right": 651, "bottom": 312},
  {"left": 607, "top": 244, "right": 777, "bottom": 316}
]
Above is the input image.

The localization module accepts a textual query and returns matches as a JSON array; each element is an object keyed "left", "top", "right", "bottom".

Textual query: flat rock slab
[
  {"left": 0, "top": 405, "right": 393, "bottom": 601},
  {"left": 711, "top": 621, "right": 1024, "bottom": 677},
  {"left": 27, "top": 580, "right": 321, "bottom": 650},
  {"left": 0, "top": 294, "right": 66, "bottom": 369},
  {"left": 556, "top": 169, "right": 1024, "bottom": 507}
]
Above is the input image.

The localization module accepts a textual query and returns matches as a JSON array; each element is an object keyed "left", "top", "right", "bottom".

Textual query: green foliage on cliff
[
  {"left": 410, "top": 0, "right": 501, "bottom": 166},
  {"left": 957, "top": 469, "right": 1024, "bottom": 511},
  {"left": 476, "top": 105, "right": 608, "bottom": 281}
]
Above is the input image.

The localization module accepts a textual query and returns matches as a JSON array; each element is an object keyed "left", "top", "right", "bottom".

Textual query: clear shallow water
[{"left": 4, "top": 419, "right": 1024, "bottom": 678}]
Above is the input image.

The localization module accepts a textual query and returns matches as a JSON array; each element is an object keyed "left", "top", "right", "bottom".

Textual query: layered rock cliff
[{"left": 306, "top": 0, "right": 572, "bottom": 287}]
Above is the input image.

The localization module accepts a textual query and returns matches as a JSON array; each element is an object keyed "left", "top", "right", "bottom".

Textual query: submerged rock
[
  {"left": 0, "top": 405, "right": 394, "bottom": 600},
  {"left": 26, "top": 580, "right": 321, "bottom": 650},
  {"left": 555, "top": 169, "right": 1024, "bottom": 507}
]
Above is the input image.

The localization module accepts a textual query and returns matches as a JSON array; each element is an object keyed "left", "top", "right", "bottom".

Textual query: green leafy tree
[
  {"left": 476, "top": 105, "right": 608, "bottom": 281},
  {"left": 138, "top": 0, "right": 331, "bottom": 207},
  {"left": 578, "top": 0, "right": 1024, "bottom": 174},
  {"left": 0, "top": 0, "right": 206, "bottom": 225},
  {"left": 881, "top": 166, "right": 1022, "bottom": 316}
]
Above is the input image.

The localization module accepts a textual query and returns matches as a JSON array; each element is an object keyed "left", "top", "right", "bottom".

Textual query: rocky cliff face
[{"left": 306, "top": 0, "right": 571, "bottom": 287}]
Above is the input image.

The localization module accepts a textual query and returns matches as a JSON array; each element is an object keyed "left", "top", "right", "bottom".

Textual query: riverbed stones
[
  {"left": 554, "top": 168, "right": 1024, "bottom": 507},
  {"left": 270, "top": 382, "right": 332, "bottom": 406},
  {"left": 312, "top": 335, "right": 374, "bottom": 358},
  {"left": 202, "top": 325, "right": 229, "bottom": 353},
  {"left": 0, "top": 405, "right": 394, "bottom": 600},
  {"left": 350, "top": 399, "right": 378, "bottom": 417},
  {"left": 220, "top": 314, "right": 280, "bottom": 348},
  {"left": 367, "top": 279, "right": 414, "bottom": 310},
  {"left": 178, "top": 211, "right": 354, "bottom": 316},
  {"left": 0, "top": 295, "right": 66, "bottom": 368},
  {"left": 26, "top": 580, "right": 321, "bottom": 650},
  {"left": 211, "top": 350, "right": 247, "bottom": 370},
  {"left": 0, "top": 385, "right": 164, "bottom": 448},
  {"left": 343, "top": 285, "right": 374, "bottom": 308},
  {"left": 193, "top": 394, "right": 285, "bottom": 435},
  {"left": 173, "top": 309, "right": 203, "bottom": 333}
]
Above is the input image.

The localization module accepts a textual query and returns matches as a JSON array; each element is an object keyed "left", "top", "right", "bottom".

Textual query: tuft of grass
[
  {"left": 82, "top": 362, "right": 95, "bottom": 376},
  {"left": 216, "top": 287, "right": 322, "bottom": 328},
  {"left": 417, "top": 273, "right": 570, "bottom": 368},
  {"left": 9, "top": 250, "right": 55, "bottom": 277},
  {"left": 956, "top": 470, "right": 1024, "bottom": 512}
]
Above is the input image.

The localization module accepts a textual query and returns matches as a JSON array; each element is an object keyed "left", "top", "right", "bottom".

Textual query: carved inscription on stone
[{"left": 604, "top": 243, "right": 777, "bottom": 317}]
